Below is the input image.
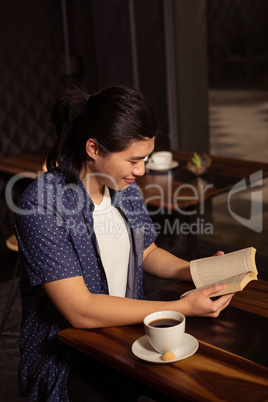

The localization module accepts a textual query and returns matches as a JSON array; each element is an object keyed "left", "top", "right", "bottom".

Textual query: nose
[{"left": 132, "top": 160, "right": 146, "bottom": 177}]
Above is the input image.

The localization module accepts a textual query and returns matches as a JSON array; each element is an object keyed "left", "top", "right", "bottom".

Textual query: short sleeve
[{"left": 15, "top": 188, "right": 83, "bottom": 287}]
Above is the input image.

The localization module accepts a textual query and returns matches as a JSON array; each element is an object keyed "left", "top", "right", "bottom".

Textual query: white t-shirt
[{"left": 93, "top": 186, "right": 130, "bottom": 297}]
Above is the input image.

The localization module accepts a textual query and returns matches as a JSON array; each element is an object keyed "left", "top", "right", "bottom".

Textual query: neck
[{"left": 80, "top": 166, "right": 105, "bottom": 205}]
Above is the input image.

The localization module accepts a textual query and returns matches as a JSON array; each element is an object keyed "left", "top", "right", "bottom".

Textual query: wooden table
[
  {"left": 58, "top": 280, "right": 268, "bottom": 401},
  {"left": 0, "top": 152, "right": 267, "bottom": 211}
]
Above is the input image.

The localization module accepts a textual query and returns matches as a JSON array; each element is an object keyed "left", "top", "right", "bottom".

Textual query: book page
[
  {"left": 190, "top": 247, "right": 256, "bottom": 288},
  {"left": 195, "top": 272, "right": 247, "bottom": 289}
]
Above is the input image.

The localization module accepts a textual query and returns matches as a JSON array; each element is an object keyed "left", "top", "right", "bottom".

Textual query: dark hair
[{"left": 47, "top": 85, "right": 159, "bottom": 183}]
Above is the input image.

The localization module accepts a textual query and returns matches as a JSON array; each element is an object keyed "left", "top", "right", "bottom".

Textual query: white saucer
[
  {"left": 132, "top": 333, "right": 198, "bottom": 364},
  {"left": 146, "top": 160, "right": 179, "bottom": 171}
]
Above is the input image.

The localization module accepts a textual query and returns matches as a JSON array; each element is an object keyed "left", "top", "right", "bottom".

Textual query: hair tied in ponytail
[{"left": 69, "top": 96, "right": 89, "bottom": 122}]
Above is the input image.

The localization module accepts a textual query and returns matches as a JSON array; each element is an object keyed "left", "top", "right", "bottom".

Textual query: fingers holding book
[
  {"left": 214, "top": 250, "right": 224, "bottom": 257},
  {"left": 182, "top": 247, "right": 258, "bottom": 298},
  {"left": 179, "top": 284, "right": 235, "bottom": 318},
  {"left": 207, "top": 285, "right": 235, "bottom": 316}
]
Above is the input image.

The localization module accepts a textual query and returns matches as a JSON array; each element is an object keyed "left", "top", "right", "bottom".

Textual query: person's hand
[
  {"left": 179, "top": 284, "right": 234, "bottom": 318},
  {"left": 214, "top": 250, "right": 224, "bottom": 256}
]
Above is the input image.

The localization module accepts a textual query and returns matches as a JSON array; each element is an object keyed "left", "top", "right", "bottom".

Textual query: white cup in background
[
  {"left": 144, "top": 311, "right": 185, "bottom": 354},
  {"left": 149, "top": 151, "right": 173, "bottom": 169}
]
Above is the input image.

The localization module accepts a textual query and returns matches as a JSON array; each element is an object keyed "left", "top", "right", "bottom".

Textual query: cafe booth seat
[{"left": 0, "top": 234, "right": 20, "bottom": 336}]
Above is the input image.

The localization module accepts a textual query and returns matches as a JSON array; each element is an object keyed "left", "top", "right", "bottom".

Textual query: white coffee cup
[
  {"left": 144, "top": 311, "right": 185, "bottom": 354},
  {"left": 149, "top": 151, "right": 173, "bottom": 169}
]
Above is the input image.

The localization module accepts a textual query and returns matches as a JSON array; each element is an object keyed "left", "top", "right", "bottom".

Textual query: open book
[{"left": 181, "top": 247, "right": 258, "bottom": 298}]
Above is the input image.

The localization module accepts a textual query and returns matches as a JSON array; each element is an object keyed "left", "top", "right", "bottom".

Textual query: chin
[
  {"left": 105, "top": 180, "right": 126, "bottom": 191},
  {"left": 119, "top": 180, "right": 132, "bottom": 191},
  {"left": 118, "top": 183, "right": 129, "bottom": 191}
]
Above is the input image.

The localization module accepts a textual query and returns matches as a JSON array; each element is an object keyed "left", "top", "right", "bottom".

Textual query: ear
[{"left": 85, "top": 139, "right": 100, "bottom": 159}]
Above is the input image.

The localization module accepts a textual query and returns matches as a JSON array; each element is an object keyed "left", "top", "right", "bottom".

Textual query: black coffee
[{"left": 149, "top": 318, "right": 181, "bottom": 328}]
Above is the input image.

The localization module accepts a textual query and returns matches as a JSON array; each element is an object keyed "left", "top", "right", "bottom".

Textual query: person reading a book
[{"left": 15, "top": 85, "right": 234, "bottom": 401}]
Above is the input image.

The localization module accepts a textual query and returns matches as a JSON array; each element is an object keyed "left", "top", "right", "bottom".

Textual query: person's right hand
[{"left": 178, "top": 284, "right": 235, "bottom": 317}]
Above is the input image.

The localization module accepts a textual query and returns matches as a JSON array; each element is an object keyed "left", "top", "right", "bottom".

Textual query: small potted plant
[{"left": 187, "top": 152, "right": 211, "bottom": 176}]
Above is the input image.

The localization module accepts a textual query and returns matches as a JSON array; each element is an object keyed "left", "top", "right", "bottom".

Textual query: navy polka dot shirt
[{"left": 15, "top": 169, "right": 157, "bottom": 401}]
